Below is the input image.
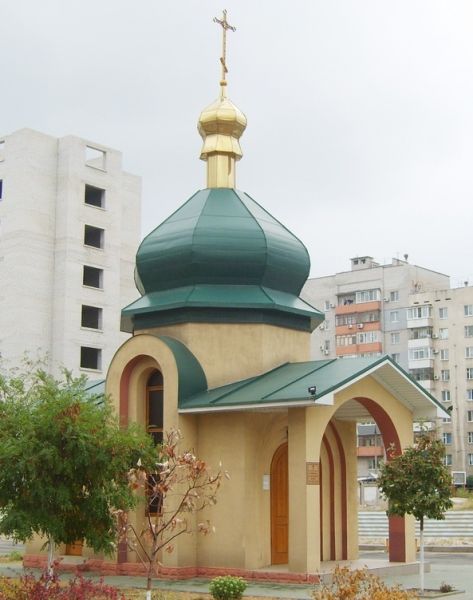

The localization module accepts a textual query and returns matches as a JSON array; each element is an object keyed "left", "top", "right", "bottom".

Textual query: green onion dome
[{"left": 121, "top": 188, "right": 322, "bottom": 333}]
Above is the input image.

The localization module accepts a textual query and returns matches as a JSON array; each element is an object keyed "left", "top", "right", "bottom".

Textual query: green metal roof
[
  {"left": 122, "top": 188, "right": 323, "bottom": 334},
  {"left": 135, "top": 188, "right": 310, "bottom": 296},
  {"left": 85, "top": 347, "right": 446, "bottom": 423},
  {"left": 121, "top": 284, "right": 323, "bottom": 333},
  {"left": 84, "top": 336, "right": 207, "bottom": 406},
  {"left": 178, "top": 355, "right": 448, "bottom": 421}
]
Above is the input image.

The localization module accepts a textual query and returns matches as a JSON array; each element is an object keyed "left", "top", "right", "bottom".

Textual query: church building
[
  {"left": 104, "top": 12, "right": 444, "bottom": 579},
  {"left": 27, "top": 11, "right": 446, "bottom": 580}
]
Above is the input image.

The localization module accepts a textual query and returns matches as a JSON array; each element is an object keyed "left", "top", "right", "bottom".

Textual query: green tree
[
  {"left": 0, "top": 366, "right": 155, "bottom": 574},
  {"left": 377, "top": 433, "right": 452, "bottom": 593}
]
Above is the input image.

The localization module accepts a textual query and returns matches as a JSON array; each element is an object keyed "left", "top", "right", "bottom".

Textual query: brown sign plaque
[{"left": 306, "top": 462, "right": 320, "bottom": 485}]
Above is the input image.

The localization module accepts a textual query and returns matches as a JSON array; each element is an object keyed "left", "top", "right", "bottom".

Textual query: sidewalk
[{"left": 0, "top": 553, "right": 471, "bottom": 599}]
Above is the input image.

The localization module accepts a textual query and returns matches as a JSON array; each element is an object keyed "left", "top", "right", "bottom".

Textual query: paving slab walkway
[{"left": 0, "top": 552, "right": 472, "bottom": 600}]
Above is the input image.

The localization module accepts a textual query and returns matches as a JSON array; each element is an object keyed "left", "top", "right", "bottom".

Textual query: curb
[{"left": 360, "top": 545, "right": 473, "bottom": 553}]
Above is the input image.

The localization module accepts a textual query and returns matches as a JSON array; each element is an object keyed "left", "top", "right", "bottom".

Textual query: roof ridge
[
  {"left": 233, "top": 189, "right": 268, "bottom": 282},
  {"left": 261, "top": 359, "right": 337, "bottom": 399},
  {"left": 208, "top": 362, "right": 290, "bottom": 404}
]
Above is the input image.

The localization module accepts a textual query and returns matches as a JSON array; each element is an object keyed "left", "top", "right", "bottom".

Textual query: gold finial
[
  {"left": 213, "top": 9, "right": 236, "bottom": 99},
  {"left": 198, "top": 9, "right": 246, "bottom": 189}
]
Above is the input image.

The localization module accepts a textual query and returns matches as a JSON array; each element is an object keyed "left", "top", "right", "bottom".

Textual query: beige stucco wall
[
  {"left": 136, "top": 322, "right": 311, "bottom": 387},
  {"left": 195, "top": 410, "right": 288, "bottom": 570},
  {"left": 101, "top": 327, "right": 416, "bottom": 573}
]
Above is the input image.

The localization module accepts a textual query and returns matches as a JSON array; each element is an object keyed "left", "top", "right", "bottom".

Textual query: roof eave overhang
[
  {"left": 178, "top": 398, "right": 322, "bottom": 414},
  {"left": 316, "top": 357, "right": 449, "bottom": 420}
]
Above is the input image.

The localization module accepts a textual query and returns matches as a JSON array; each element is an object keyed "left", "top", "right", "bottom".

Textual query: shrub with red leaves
[{"left": 0, "top": 570, "right": 125, "bottom": 600}]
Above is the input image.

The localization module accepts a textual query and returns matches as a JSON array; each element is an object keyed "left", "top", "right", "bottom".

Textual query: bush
[
  {"left": 0, "top": 571, "right": 125, "bottom": 599},
  {"left": 312, "top": 566, "right": 418, "bottom": 600},
  {"left": 209, "top": 576, "right": 247, "bottom": 600}
]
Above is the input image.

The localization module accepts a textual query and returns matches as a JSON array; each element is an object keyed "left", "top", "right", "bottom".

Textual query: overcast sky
[{"left": 1, "top": 1, "right": 472, "bottom": 286}]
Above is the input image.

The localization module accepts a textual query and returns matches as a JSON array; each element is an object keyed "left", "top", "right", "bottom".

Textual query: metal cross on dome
[{"left": 213, "top": 9, "right": 236, "bottom": 96}]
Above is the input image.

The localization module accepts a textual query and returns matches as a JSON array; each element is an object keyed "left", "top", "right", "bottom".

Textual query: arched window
[
  {"left": 146, "top": 370, "right": 164, "bottom": 515},
  {"left": 146, "top": 370, "right": 163, "bottom": 446}
]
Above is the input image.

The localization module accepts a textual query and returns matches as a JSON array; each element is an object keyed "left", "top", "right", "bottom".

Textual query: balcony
[
  {"left": 357, "top": 446, "right": 384, "bottom": 458},
  {"left": 336, "top": 322, "right": 381, "bottom": 336},
  {"left": 408, "top": 338, "right": 433, "bottom": 349},
  {"left": 408, "top": 358, "right": 434, "bottom": 370},
  {"left": 336, "top": 342, "right": 383, "bottom": 356},
  {"left": 407, "top": 317, "right": 432, "bottom": 329},
  {"left": 335, "top": 301, "right": 381, "bottom": 315}
]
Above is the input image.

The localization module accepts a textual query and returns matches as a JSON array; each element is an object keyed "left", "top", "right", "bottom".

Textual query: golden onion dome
[{"left": 198, "top": 96, "right": 247, "bottom": 161}]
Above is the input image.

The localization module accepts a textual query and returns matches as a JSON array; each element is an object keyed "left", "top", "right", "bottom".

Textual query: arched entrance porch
[{"left": 275, "top": 382, "right": 416, "bottom": 573}]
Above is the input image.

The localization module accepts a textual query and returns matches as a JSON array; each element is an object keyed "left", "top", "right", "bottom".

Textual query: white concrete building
[{"left": 0, "top": 128, "right": 141, "bottom": 377}]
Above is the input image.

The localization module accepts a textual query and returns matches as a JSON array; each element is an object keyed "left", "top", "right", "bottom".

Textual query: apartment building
[
  {"left": 0, "top": 128, "right": 141, "bottom": 377},
  {"left": 301, "top": 256, "right": 452, "bottom": 477},
  {"left": 302, "top": 256, "right": 449, "bottom": 367},
  {"left": 408, "top": 285, "right": 473, "bottom": 479}
]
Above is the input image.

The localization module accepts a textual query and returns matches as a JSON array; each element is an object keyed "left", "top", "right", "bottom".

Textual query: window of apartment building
[
  {"left": 336, "top": 314, "right": 356, "bottom": 326},
  {"left": 442, "top": 417, "right": 451, "bottom": 423},
  {"left": 442, "top": 432, "right": 452, "bottom": 445},
  {"left": 390, "top": 310, "right": 399, "bottom": 323},
  {"left": 84, "top": 225, "right": 104, "bottom": 249},
  {"left": 441, "top": 369, "right": 450, "bottom": 381},
  {"left": 355, "top": 289, "right": 380, "bottom": 303},
  {"left": 441, "top": 390, "right": 450, "bottom": 402},
  {"left": 362, "top": 311, "right": 380, "bottom": 323},
  {"left": 391, "top": 353, "right": 400, "bottom": 363},
  {"left": 80, "top": 346, "right": 102, "bottom": 370},
  {"left": 465, "top": 305, "right": 473, "bottom": 317},
  {"left": 468, "top": 410, "right": 473, "bottom": 422},
  {"left": 323, "top": 320, "right": 329, "bottom": 331},
  {"left": 339, "top": 294, "right": 355, "bottom": 306},
  {"left": 368, "top": 457, "right": 382, "bottom": 470},
  {"left": 409, "top": 367, "right": 434, "bottom": 381},
  {"left": 444, "top": 454, "right": 452, "bottom": 466},
  {"left": 409, "top": 346, "right": 432, "bottom": 361},
  {"left": 410, "top": 327, "right": 432, "bottom": 340},
  {"left": 336, "top": 334, "right": 357, "bottom": 346},
  {"left": 358, "top": 331, "right": 379, "bottom": 344},
  {"left": 469, "top": 432, "right": 473, "bottom": 444},
  {"left": 466, "top": 347, "right": 473, "bottom": 359},
  {"left": 85, "top": 146, "right": 106, "bottom": 170},
  {"left": 439, "top": 307, "right": 448, "bottom": 319},
  {"left": 391, "top": 332, "right": 400, "bottom": 344},
  {"left": 390, "top": 291, "right": 399, "bottom": 302},
  {"left": 82, "top": 265, "right": 103, "bottom": 288},
  {"left": 465, "top": 325, "right": 473, "bottom": 338},
  {"left": 468, "top": 389, "right": 473, "bottom": 401},
  {"left": 467, "top": 368, "right": 473, "bottom": 380},
  {"left": 469, "top": 454, "right": 473, "bottom": 466},
  {"left": 407, "top": 306, "right": 432, "bottom": 320},
  {"left": 81, "top": 305, "right": 103, "bottom": 330},
  {"left": 324, "top": 300, "right": 330, "bottom": 312},
  {"left": 440, "top": 349, "right": 449, "bottom": 361},
  {"left": 84, "top": 184, "right": 105, "bottom": 208},
  {"left": 439, "top": 328, "right": 449, "bottom": 340},
  {"left": 0, "top": 179, "right": 3, "bottom": 200}
]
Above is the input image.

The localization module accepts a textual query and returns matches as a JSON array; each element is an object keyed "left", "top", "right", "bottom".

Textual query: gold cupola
[{"left": 198, "top": 10, "right": 247, "bottom": 189}]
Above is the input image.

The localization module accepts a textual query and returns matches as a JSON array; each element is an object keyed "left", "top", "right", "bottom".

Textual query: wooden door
[
  {"left": 65, "top": 540, "right": 83, "bottom": 556},
  {"left": 271, "top": 443, "right": 288, "bottom": 564}
]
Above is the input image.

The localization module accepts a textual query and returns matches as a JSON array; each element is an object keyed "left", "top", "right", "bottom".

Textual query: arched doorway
[
  {"left": 270, "top": 443, "right": 288, "bottom": 564},
  {"left": 318, "top": 396, "right": 407, "bottom": 564}
]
